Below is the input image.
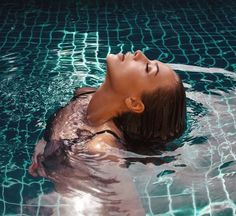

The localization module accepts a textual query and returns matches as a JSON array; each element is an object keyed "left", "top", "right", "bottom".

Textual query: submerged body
[
  {"left": 29, "top": 88, "right": 144, "bottom": 215},
  {"left": 29, "top": 87, "right": 122, "bottom": 176}
]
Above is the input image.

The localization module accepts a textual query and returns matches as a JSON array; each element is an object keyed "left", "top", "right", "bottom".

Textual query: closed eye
[
  {"left": 155, "top": 62, "right": 159, "bottom": 76},
  {"left": 146, "top": 63, "right": 149, "bottom": 73}
]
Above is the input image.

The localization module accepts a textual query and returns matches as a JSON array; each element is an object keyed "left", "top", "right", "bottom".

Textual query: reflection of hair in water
[{"left": 114, "top": 74, "right": 186, "bottom": 145}]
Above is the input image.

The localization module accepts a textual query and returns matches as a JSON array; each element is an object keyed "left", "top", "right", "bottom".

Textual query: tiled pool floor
[{"left": 0, "top": 0, "right": 235, "bottom": 215}]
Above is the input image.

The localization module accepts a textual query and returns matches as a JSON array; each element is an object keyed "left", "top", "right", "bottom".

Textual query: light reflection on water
[
  {"left": 0, "top": 46, "right": 236, "bottom": 214},
  {"left": 0, "top": 0, "right": 236, "bottom": 214},
  {"left": 6, "top": 63, "right": 233, "bottom": 215}
]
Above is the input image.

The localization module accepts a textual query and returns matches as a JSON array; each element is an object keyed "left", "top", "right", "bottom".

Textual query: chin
[
  {"left": 106, "top": 53, "right": 116, "bottom": 61},
  {"left": 106, "top": 55, "right": 117, "bottom": 74}
]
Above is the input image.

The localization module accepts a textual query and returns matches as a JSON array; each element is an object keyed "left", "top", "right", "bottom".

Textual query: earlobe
[{"left": 125, "top": 97, "right": 145, "bottom": 113}]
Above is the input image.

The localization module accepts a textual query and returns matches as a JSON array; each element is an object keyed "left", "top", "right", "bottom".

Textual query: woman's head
[
  {"left": 106, "top": 50, "right": 178, "bottom": 99},
  {"left": 106, "top": 50, "right": 186, "bottom": 144}
]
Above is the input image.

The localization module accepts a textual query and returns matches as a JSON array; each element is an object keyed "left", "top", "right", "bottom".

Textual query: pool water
[{"left": 0, "top": 0, "right": 235, "bottom": 215}]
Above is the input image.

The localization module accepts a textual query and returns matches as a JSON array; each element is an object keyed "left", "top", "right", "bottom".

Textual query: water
[{"left": 0, "top": 0, "right": 235, "bottom": 215}]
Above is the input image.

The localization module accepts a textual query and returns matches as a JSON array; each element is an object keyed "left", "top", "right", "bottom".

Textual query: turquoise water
[{"left": 0, "top": 0, "right": 235, "bottom": 215}]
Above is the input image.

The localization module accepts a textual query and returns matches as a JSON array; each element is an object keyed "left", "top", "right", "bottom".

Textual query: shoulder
[{"left": 85, "top": 132, "right": 123, "bottom": 154}]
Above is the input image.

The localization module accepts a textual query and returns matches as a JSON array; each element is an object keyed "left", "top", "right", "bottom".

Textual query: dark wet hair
[{"left": 113, "top": 73, "right": 186, "bottom": 146}]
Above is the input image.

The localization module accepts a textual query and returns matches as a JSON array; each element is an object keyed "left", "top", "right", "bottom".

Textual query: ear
[{"left": 125, "top": 97, "right": 145, "bottom": 113}]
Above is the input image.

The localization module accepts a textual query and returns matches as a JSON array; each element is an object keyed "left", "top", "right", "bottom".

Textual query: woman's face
[{"left": 106, "top": 50, "right": 178, "bottom": 97}]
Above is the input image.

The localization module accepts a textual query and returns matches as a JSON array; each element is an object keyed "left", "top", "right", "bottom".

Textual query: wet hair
[{"left": 113, "top": 73, "right": 186, "bottom": 146}]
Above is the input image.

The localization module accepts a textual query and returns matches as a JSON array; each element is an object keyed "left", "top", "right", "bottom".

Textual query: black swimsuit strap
[
  {"left": 71, "top": 89, "right": 96, "bottom": 103},
  {"left": 77, "top": 90, "right": 96, "bottom": 97},
  {"left": 94, "top": 130, "right": 124, "bottom": 144},
  {"left": 43, "top": 129, "right": 124, "bottom": 158}
]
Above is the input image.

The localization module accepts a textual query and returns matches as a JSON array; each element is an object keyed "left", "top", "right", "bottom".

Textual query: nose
[{"left": 133, "top": 50, "right": 149, "bottom": 62}]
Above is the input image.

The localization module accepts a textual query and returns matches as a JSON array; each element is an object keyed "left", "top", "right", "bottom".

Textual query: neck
[{"left": 87, "top": 83, "right": 124, "bottom": 126}]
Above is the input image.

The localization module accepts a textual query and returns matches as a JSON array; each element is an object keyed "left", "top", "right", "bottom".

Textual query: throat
[
  {"left": 87, "top": 106, "right": 115, "bottom": 126},
  {"left": 86, "top": 87, "right": 120, "bottom": 126}
]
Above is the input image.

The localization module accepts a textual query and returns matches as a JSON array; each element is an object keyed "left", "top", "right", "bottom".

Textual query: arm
[{"left": 28, "top": 138, "right": 47, "bottom": 177}]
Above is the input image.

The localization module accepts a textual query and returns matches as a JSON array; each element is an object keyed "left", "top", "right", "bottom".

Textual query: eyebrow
[{"left": 155, "top": 62, "right": 159, "bottom": 76}]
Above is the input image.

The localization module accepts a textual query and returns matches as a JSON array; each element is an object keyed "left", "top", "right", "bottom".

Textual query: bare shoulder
[{"left": 85, "top": 132, "right": 122, "bottom": 154}]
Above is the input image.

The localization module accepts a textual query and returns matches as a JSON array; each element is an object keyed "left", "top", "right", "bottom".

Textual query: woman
[
  {"left": 89, "top": 50, "right": 186, "bottom": 145},
  {"left": 28, "top": 50, "right": 186, "bottom": 215}
]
